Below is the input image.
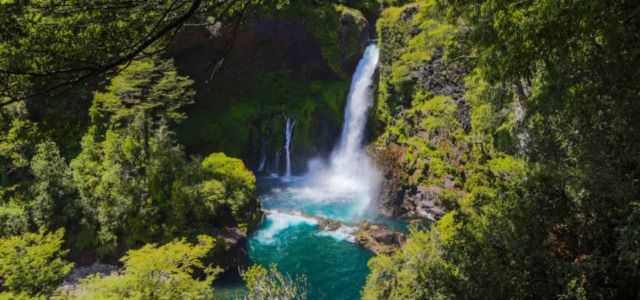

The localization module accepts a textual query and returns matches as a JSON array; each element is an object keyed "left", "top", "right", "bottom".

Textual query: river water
[{"left": 217, "top": 45, "right": 391, "bottom": 299}]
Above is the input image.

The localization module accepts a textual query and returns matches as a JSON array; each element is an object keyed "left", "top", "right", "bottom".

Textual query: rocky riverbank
[{"left": 314, "top": 214, "right": 406, "bottom": 255}]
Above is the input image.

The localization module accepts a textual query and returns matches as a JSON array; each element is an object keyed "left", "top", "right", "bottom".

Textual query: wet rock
[
  {"left": 355, "top": 221, "right": 406, "bottom": 255},
  {"left": 317, "top": 217, "right": 344, "bottom": 231}
]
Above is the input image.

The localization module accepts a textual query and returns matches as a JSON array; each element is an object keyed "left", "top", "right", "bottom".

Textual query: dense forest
[{"left": 1, "top": 0, "right": 639, "bottom": 299}]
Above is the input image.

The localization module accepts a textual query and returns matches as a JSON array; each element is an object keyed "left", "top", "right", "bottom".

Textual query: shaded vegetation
[{"left": 365, "top": 0, "right": 640, "bottom": 298}]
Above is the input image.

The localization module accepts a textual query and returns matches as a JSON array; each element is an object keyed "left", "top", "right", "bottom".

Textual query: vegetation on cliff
[
  {"left": 175, "top": 0, "right": 377, "bottom": 173},
  {"left": 0, "top": 54, "right": 260, "bottom": 296},
  {"left": 0, "top": 1, "right": 372, "bottom": 298},
  {"left": 365, "top": 0, "right": 640, "bottom": 298},
  {"left": 61, "top": 235, "right": 221, "bottom": 299},
  {"left": 2, "top": 0, "right": 639, "bottom": 298}
]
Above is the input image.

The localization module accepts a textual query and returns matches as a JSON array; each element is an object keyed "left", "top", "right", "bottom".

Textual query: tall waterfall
[
  {"left": 303, "top": 44, "right": 380, "bottom": 215},
  {"left": 332, "top": 44, "right": 379, "bottom": 167},
  {"left": 284, "top": 115, "right": 295, "bottom": 179}
]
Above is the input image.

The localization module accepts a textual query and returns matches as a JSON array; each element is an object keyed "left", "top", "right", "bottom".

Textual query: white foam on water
[
  {"left": 255, "top": 210, "right": 318, "bottom": 244},
  {"left": 256, "top": 45, "right": 381, "bottom": 244},
  {"left": 317, "top": 224, "right": 359, "bottom": 243}
]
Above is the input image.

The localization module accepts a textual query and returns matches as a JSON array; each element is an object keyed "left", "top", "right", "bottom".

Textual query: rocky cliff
[
  {"left": 167, "top": 3, "right": 376, "bottom": 175},
  {"left": 370, "top": 3, "right": 472, "bottom": 224}
]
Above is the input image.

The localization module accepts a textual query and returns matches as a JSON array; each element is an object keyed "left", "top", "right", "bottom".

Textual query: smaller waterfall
[
  {"left": 272, "top": 148, "right": 282, "bottom": 177},
  {"left": 257, "top": 139, "right": 267, "bottom": 172},
  {"left": 284, "top": 115, "right": 296, "bottom": 179}
]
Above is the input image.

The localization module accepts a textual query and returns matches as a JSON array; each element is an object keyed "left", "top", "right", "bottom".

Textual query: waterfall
[
  {"left": 284, "top": 115, "right": 295, "bottom": 179},
  {"left": 303, "top": 44, "right": 380, "bottom": 215},
  {"left": 272, "top": 148, "right": 282, "bottom": 177},
  {"left": 331, "top": 44, "right": 379, "bottom": 166},
  {"left": 257, "top": 138, "right": 267, "bottom": 172}
]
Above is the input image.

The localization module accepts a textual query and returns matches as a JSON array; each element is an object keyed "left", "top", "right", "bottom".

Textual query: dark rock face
[
  {"left": 209, "top": 227, "right": 251, "bottom": 274},
  {"left": 338, "top": 8, "right": 373, "bottom": 73},
  {"left": 355, "top": 221, "right": 406, "bottom": 255},
  {"left": 168, "top": 19, "right": 336, "bottom": 84},
  {"left": 416, "top": 49, "right": 471, "bottom": 133},
  {"left": 208, "top": 197, "right": 262, "bottom": 275},
  {"left": 378, "top": 172, "right": 446, "bottom": 224},
  {"left": 166, "top": 14, "right": 371, "bottom": 175}
]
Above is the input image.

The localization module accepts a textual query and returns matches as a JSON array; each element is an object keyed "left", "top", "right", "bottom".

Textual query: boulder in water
[{"left": 355, "top": 221, "right": 406, "bottom": 255}]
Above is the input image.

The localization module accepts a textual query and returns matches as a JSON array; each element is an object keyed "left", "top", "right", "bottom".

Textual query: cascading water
[
  {"left": 223, "top": 44, "right": 385, "bottom": 300},
  {"left": 272, "top": 148, "right": 281, "bottom": 177},
  {"left": 300, "top": 44, "right": 381, "bottom": 217},
  {"left": 334, "top": 45, "right": 379, "bottom": 164},
  {"left": 283, "top": 115, "right": 295, "bottom": 179},
  {"left": 257, "top": 139, "right": 267, "bottom": 172}
]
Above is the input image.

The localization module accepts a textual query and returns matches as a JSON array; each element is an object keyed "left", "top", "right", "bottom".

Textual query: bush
[
  {"left": 242, "top": 264, "right": 308, "bottom": 300},
  {"left": 0, "top": 229, "right": 73, "bottom": 297},
  {"left": 66, "top": 235, "right": 220, "bottom": 299}
]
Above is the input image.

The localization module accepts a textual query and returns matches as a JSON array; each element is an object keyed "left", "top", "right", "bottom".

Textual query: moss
[
  {"left": 372, "top": 1, "right": 471, "bottom": 199},
  {"left": 176, "top": 1, "right": 375, "bottom": 162},
  {"left": 178, "top": 69, "right": 349, "bottom": 163},
  {"left": 335, "top": 5, "right": 370, "bottom": 61},
  {"left": 258, "top": 1, "right": 370, "bottom": 77}
]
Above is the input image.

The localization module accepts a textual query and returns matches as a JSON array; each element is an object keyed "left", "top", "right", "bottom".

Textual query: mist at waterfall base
[{"left": 216, "top": 45, "right": 402, "bottom": 300}]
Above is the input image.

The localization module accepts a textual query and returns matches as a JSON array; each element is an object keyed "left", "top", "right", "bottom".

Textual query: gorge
[
  {"left": 216, "top": 44, "right": 398, "bottom": 299},
  {"left": 2, "top": 0, "right": 640, "bottom": 299}
]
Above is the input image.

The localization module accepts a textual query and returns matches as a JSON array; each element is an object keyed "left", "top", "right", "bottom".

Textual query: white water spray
[
  {"left": 284, "top": 115, "right": 295, "bottom": 179},
  {"left": 255, "top": 45, "right": 380, "bottom": 245},
  {"left": 302, "top": 44, "right": 381, "bottom": 216}
]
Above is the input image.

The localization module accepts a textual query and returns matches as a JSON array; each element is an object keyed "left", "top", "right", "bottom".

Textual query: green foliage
[
  {"left": 89, "top": 56, "right": 194, "bottom": 139},
  {"left": 178, "top": 69, "right": 349, "bottom": 160},
  {"left": 29, "top": 140, "right": 76, "bottom": 229},
  {"left": 0, "top": 229, "right": 73, "bottom": 297},
  {"left": 0, "top": 103, "right": 79, "bottom": 236},
  {"left": 242, "top": 264, "right": 308, "bottom": 300},
  {"left": 363, "top": 214, "right": 464, "bottom": 300},
  {"left": 65, "top": 235, "right": 220, "bottom": 300},
  {"left": 70, "top": 57, "right": 257, "bottom": 257},
  {"left": 201, "top": 153, "right": 255, "bottom": 218},
  {"left": 0, "top": 0, "right": 250, "bottom": 106},
  {"left": 0, "top": 203, "right": 29, "bottom": 237},
  {"left": 368, "top": 0, "right": 640, "bottom": 298},
  {"left": 0, "top": 103, "right": 42, "bottom": 196}
]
